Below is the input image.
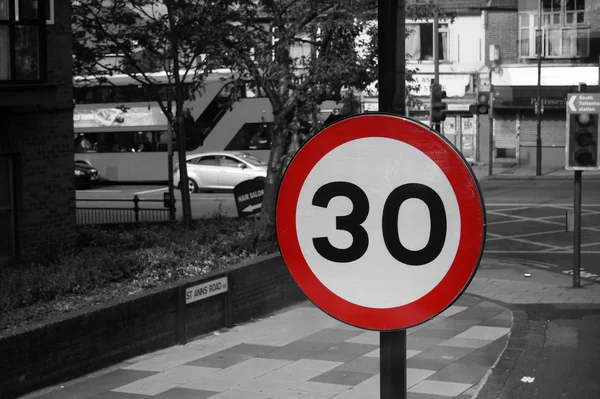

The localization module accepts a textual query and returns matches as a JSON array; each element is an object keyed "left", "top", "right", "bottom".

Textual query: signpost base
[{"left": 380, "top": 330, "right": 407, "bottom": 399}]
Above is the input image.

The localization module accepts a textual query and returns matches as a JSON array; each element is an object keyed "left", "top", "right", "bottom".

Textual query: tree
[
  {"left": 72, "top": 0, "right": 238, "bottom": 228},
  {"left": 221, "top": 0, "right": 440, "bottom": 241}
]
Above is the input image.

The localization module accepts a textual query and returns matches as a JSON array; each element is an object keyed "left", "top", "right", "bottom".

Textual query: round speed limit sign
[{"left": 276, "top": 114, "right": 485, "bottom": 331}]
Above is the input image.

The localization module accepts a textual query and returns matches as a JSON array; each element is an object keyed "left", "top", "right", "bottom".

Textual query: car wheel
[{"left": 188, "top": 178, "right": 198, "bottom": 194}]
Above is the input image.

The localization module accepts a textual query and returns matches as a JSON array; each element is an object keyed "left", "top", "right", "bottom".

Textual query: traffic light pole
[
  {"left": 536, "top": 2, "right": 542, "bottom": 176},
  {"left": 573, "top": 170, "right": 582, "bottom": 288},
  {"left": 488, "top": 68, "right": 494, "bottom": 176},
  {"left": 432, "top": 0, "right": 440, "bottom": 133}
]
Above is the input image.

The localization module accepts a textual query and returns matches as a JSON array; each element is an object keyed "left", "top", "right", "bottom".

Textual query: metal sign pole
[
  {"left": 378, "top": 0, "right": 406, "bottom": 397},
  {"left": 536, "top": 0, "right": 543, "bottom": 176},
  {"left": 573, "top": 170, "right": 582, "bottom": 288}
]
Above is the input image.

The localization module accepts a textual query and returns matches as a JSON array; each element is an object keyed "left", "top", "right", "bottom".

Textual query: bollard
[{"left": 133, "top": 195, "right": 140, "bottom": 222}]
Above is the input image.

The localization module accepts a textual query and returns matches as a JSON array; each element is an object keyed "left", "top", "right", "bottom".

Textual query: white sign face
[
  {"left": 185, "top": 277, "right": 228, "bottom": 305},
  {"left": 276, "top": 114, "right": 485, "bottom": 331},
  {"left": 295, "top": 138, "right": 461, "bottom": 309}
]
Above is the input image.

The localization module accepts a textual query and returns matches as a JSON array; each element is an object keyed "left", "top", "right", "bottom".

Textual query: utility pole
[{"left": 536, "top": 0, "right": 543, "bottom": 175}]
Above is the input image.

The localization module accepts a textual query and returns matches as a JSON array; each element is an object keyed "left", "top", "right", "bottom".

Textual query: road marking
[
  {"left": 487, "top": 215, "right": 565, "bottom": 226},
  {"left": 485, "top": 250, "right": 600, "bottom": 254},
  {"left": 551, "top": 241, "right": 600, "bottom": 251},
  {"left": 135, "top": 187, "right": 168, "bottom": 195},
  {"left": 486, "top": 203, "right": 600, "bottom": 207},
  {"left": 486, "top": 205, "right": 537, "bottom": 213},
  {"left": 80, "top": 190, "right": 122, "bottom": 193},
  {"left": 563, "top": 269, "right": 600, "bottom": 282},
  {"left": 486, "top": 229, "right": 566, "bottom": 241},
  {"left": 487, "top": 211, "right": 566, "bottom": 227},
  {"left": 486, "top": 232, "right": 566, "bottom": 250}
]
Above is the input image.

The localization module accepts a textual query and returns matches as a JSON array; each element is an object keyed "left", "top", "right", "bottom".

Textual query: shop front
[
  {"left": 493, "top": 85, "right": 581, "bottom": 168},
  {"left": 361, "top": 72, "right": 479, "bottom": 163}
]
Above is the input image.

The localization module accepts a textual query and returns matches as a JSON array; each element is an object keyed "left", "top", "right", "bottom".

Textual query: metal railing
[{"left": 76, "top": 195, "right": 172, "bottom": 225}]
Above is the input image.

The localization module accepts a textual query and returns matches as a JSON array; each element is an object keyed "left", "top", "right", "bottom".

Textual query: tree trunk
[
  {"left": 259, "top": 113, "right": 290, "bottom": 241},
  {"left": 175, "top": 115, "right": 193, "bottom": 228}
]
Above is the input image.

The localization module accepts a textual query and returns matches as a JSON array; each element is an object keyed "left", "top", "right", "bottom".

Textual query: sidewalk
[
  {"left": 20, "top": 257, "right": 600, "bottom": 399},
  {"left": 471, "top": 162, "right": 600, "bottom": 182}
]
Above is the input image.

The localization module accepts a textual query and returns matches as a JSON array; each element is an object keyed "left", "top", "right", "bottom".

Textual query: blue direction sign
[{"left": 567, "top": 93, "right": 600, "bottom": 114}]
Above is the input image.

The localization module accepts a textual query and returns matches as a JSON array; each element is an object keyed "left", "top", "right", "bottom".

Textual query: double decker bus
[{"left": 73, "top": 69, "right": 279, "bottom": 183}]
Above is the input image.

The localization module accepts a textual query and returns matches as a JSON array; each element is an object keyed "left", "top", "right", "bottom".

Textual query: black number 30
[{"left": 312, "top": 181, "right": 447, "bottom": 265}]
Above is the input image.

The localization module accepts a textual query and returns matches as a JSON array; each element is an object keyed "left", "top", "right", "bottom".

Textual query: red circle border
[{"left": 276, "top": 114, "right": 485, "bottom": 331}]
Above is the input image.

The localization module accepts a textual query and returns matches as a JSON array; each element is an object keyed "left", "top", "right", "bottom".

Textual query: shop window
[
  {"left": 44, "top": 0, "right": 52, "bottom": 23},
  {"left": 0, "top": 155, "right": 16, "bottom": 264},
  {"left": 496, "top": 148, "right": 516, "bottom": 158},
  {"left": 406, "top": 23, "right": 448, "bottom": 61},
  {"left": 518, "top": 0, "right": 589, "bottom": 59},
  {"left": 0, "top": 0, "right": 47, "bottom": 82}
]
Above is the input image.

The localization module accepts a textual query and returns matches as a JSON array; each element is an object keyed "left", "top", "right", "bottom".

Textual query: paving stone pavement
[{"left": 20, "top": 257, "right": 599, "bottom": 399}]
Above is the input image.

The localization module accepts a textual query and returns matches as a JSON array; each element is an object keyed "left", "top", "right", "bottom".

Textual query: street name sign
[
  {"left": 185, "top": 277, "right": 228, "bottom": 305},
  {"left": 276, "top": 114, "right": 486, "bottom": 331},
  {"left": 567, "top": 93, "right": 600, "bottom": 113}
]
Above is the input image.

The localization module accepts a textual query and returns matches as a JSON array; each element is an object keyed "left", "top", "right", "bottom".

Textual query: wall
[
  {"left": 450, "top": 15, "right": 485, "bottom": 67},
  {"left": 519, "top": 146, "right": 564, "bottom": 169},
  {"left": 0, "top": 0, "right": 76, "bottom": 263},
  {"left": 0, "top": 253, "right": 306, "bottom": 399},
  {"left": 485, "top": 10, "right": 518, "bottom": 64}
]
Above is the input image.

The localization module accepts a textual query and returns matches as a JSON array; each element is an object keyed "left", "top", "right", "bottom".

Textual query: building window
[
  {"left": 74, "top": 131, "right": 169, "bottom": 153},
  {"left": 518, "top": 0, "right": 589, "bottom": 59},
  {"left": 406, "top": 23, "right": 448, "bottom": 61},
  {"left": 44, "top": 0, "right": 53, "bottom": 24},
  {"left": 0, "top": 0, "right": 47, "bottom": 82},
  {"left": 0, "top": 155, "right": 16, "bottom": 264}
]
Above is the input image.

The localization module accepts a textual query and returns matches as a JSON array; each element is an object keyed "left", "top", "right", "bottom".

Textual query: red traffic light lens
[{"left": 578, "top": 113, "right": 591, "bottom": 125}]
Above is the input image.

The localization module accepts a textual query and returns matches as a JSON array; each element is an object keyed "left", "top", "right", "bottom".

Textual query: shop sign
[
  {"left": 493, "top": 86, "right": 581, "bottom": 109},
  {"left": 412, "top": 74, "right": 471, "bottom": 98}
]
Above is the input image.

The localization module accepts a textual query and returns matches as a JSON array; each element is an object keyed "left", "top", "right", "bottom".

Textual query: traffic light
[
  {"left": 566, "top": 112, "right": 600, "bottom": 170},
  {"left": 430, "top": 83, "right": 447, "bottom": 124},
  {"left": 469, "top": 91, "right": 490, "bottom": 115}
]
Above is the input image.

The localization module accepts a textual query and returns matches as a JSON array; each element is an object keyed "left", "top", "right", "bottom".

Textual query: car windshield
[{"left": 237, "top": 153, "right": 266, "bottom": 166}]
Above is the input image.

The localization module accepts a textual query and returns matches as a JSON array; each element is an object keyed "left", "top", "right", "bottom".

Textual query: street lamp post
[{"left": 536, "top": 1, "right": 543, "bottom": 176}]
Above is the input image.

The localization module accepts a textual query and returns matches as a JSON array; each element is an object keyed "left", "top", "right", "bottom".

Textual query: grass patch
[{"left": 0, "top": 217, "right": 278, "bottom": 332}]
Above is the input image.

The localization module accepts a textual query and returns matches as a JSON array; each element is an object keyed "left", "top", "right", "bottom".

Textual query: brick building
[
  {"left": 0, "top": 0, "right": 75, "bottom": 265},
  {"left": 483, "top": 0, "right": 600, "bottom": 168}
]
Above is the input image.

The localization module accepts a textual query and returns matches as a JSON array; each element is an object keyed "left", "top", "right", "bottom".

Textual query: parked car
[
  {"left": 75, "top": 160, "right": 100, "bottom": 188},
  {"left": 173, "top": 151, "right": 267, "bottom": 193}
]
